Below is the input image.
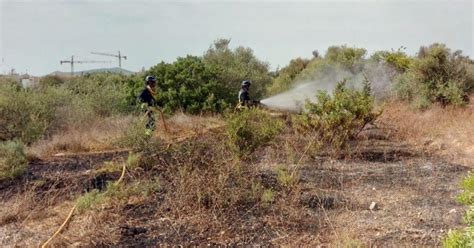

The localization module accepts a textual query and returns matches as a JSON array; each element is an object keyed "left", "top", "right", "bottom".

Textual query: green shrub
[
  {"left": 458, "top": 173, "right": 474, "bottom": 205},
  {"left": 276, "top": 166, "right": 298, "bottom": 190},
  {"left": 226, "top": 108, "right": 283, "bottom": 158},
  {"left": 116, "top": 117, "right": 152, "bottom": 151},
  {"left": 395, "top": 44, "right": 473, "bottom": 108},
  {"left": 261, "top": 189, "right": 275, "bottom": 204},
  {"left": 324, "top": 45, "right": 367, "bottom": 71},
  {"left": 298, "top": 79, "right": 379, "bottom": 153},
  {"left": 443, "top": 228, "right": 474, "bottom": 248},
  {"left": 1, "top": 73, "right": 135, "bottom": 144},
  {"left": 267, "top": 58, "right": 310, "bottom": 95},
  {"left": 371, "top": 48, "right": 412, "bottom": 72},
  {"left": 465, "top": 206, "right": 474, "bottom": 226},
  {"left": 76, "top": 189, "right": 106, "bottom": 213},
  {"left": 0, "top": 83, "right": 69, "bottom": 143},
  {"left": 0, "top": 140, "right": 28, "bottom": 180},
  {"left": 443, "top": 173, "right": 474, "bottom": 247},
  {"left": 38, "top": 75, "right": 64, "bottom": 88},
  {"left": 65, "top": 73, "right": 133, "bottom": 116},
  {"left": 76, "top": 179, "right": 160, "bottom": 213}
]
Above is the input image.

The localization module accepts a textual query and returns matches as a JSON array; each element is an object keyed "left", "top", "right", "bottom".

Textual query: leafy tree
[
  {"left": 146, "top": 56, "right": 229, "bottom": 113},
  {"left": 325, "top": 45, "right": 367, "bottom": 71},
  {"left": 203, "top": 39, "right": 272, "bottom": 103}
]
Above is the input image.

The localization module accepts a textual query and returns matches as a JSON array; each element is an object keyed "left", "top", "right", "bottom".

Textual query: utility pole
[
  {"left": 60, "top": 55, "right": 111, "bottom": 76},
  {"left": 91, "top": 51, "right": 127, "bottom": 68}
]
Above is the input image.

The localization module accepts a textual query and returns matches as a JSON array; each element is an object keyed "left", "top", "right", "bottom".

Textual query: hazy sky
[{"left": 1, "top": 0, "right": 472, "bottom": 75}]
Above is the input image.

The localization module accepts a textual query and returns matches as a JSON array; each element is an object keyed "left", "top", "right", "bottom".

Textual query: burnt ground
[
  {"left": 0, "top": 150, "right": 129, "bottom": 247},
  {"left": 294, "top": 156, "right": 468, "bottom": 246},
  {"left": 0, "top": 133, "right": 471, "bottom": 247}
]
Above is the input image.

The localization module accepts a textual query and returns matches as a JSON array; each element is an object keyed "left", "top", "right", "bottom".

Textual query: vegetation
[
  {"left": 226, "top": 108, "right": 283, "bottom": 158},
  {"left": 135, "top": 56, "right": 229, "bottom": 113},
  {"left": 371, "top": 47, "right": 413, "bottom": 73},
  {"left": 1, "top": 41, "right": 473, "bottom": 246},
  {"left": 267, "top": 58, "right": 310, "bottom": 95},
  {"left": 203, "top": 39, "right": 273, "bottom": 103},
  {"left": 443, "top": 173, "right": 474, "bottom": 247},
  {"left": 0, "top": 140, "right": 28, "bottom": 181},
  {"left": 296, "top": 79, "right": 378, "bottom": 154},
  {"left": 76, "top": 179, "right": 160, "bottom": 213},
  {"left": 0, "top": 73, "right": 136, "bottom": 144},
  {"left": 395, "top": 44, "right": 473, "bottom": 108}
]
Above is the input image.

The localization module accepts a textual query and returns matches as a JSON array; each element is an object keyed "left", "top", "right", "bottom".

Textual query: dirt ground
[{"left": 0, "top": 110, "right": 472, "bottom": 247}]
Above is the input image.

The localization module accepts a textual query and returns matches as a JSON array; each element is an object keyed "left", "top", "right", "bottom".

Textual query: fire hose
[
  {"left": 144, "top": 106, "right": 169, "bottom": 133},
  {"left": 40, "top": 162, "right": 127, "bottom": 247}
]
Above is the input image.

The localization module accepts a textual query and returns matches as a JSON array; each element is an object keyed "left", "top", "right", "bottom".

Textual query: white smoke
[{"left": 261, "top": 62, "right": 396, "bottom": 112}]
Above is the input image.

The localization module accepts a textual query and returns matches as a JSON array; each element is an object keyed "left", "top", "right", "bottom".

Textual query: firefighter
[
  {"left": 138, "top": 76, "right": 158, "bottom": 135},
  {"left": 237, "top": 80, "right": 252, "bottom": 109}
]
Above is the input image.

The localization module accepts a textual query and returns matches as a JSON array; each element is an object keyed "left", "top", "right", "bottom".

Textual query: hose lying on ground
[{"left": 41, "top": 160, "right": 127, "bottom": 248}]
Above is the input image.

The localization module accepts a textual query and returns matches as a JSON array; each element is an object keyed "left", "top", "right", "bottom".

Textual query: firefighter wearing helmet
[
  {"left": 237, "top": 80, "right": 252, "bottom": 109},
  {"left": 138, "top": 75, "right": 159, "bottom": 135}
]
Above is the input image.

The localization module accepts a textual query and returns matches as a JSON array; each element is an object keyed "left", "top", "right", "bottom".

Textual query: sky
[{"left": 0, "top": 0, "right": 473, "bottom": 76}]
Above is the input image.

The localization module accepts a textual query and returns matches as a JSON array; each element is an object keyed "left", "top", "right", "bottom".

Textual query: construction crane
[
  {"left": 60, "top": 56, "right": 111, "bottom": 76},
  {"left": 91, "top": 51, "right": 127, "bottom": 68}
]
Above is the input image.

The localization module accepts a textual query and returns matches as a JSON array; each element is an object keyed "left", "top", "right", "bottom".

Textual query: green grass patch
[
  {"left": 0, "top": 140, "right": 28, "bottom": 181},
  {"left": 75, "top": 178, "right": 160, "bottom": 213},
  {"left": 444, "top": 173, "right": 474, "bottom": 247}
]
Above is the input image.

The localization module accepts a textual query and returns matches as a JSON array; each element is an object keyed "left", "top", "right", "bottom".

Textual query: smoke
[{"left": 261, "top": 62, "right": 396, "bottom": 112}]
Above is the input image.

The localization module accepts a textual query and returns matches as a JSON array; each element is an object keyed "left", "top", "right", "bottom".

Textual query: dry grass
[
  {"left": 155, "top": 111, "right": 224, "bottom": 142},
  {"left": 3, "top": 104, "right": 473, "bottom": 246},
  {"left": 29, "top": 115, "right": 133, "bottom": 157},
  {"left": 379, "top": 97, "right": 474, "bottom": 166}
]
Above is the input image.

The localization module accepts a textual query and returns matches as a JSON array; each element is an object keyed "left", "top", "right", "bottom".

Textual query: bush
[
  {"left": 443, "top": 229, "right": 474, "bottom": 248},
  {"left": 324, "top": 45, "right": 367, "bottom": 71},
  {"left": 297, "top": 79, "right": 379, "bottom": 154},
  {"left": 0, "top": 140, "right": 28, "bottom": 181},
  {"left": 267, "top": 58, "right": 310, "bottom": 95},
  {"left": 38, "top": 75, "right": 65, "bottom": 88},
  {"left": 76, "top": 179, "right": 160, "bottom": 213},
  {"left": 443, "top": 173, "right": 474, "bottom": 247},
  {"left": 164, "top": 134, "right": 274, "bottom": 213},
  {"left": 226, "top": 108, "right": 284, "bottom": 158},
  {"left": 116, "top": 117, "right": 153, "bottom": 151},
  {"left": 371, "top": 48, "right": 412, "bottom": 72},
  {"left": 395, "top": 44, "right": 473, "bottom": 108},
  {"left": 64, "top": 73, "right": 133, "bottom": 116},
  {"left": 0, "top": 73, "right": 138, "bottom": 144},
  {"left": 0, "top": 83, "right": 69, "bottom": 143}
]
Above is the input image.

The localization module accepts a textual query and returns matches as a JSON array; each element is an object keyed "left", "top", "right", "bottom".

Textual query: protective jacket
[
  {"left": 238, "top": 89, "right": 250, "bottom": 106},
  {"left": 138, "top": 87, "right": 156, "bottom": 106}
]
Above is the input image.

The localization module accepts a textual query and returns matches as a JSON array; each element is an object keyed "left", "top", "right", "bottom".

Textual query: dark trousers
[{"left": 146, "top": 110, "right": 155, "bottom": 130}]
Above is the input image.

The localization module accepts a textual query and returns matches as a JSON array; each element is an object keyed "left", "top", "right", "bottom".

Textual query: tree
[
  {"left": 203, "top": 39, "right": 272, "bottom": 103},
  {"left": 325, "top": 45, "right": 367, "bottom": 72},
  {"left": 146, "top": 56, "right": 229, "bottom": 113}
]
